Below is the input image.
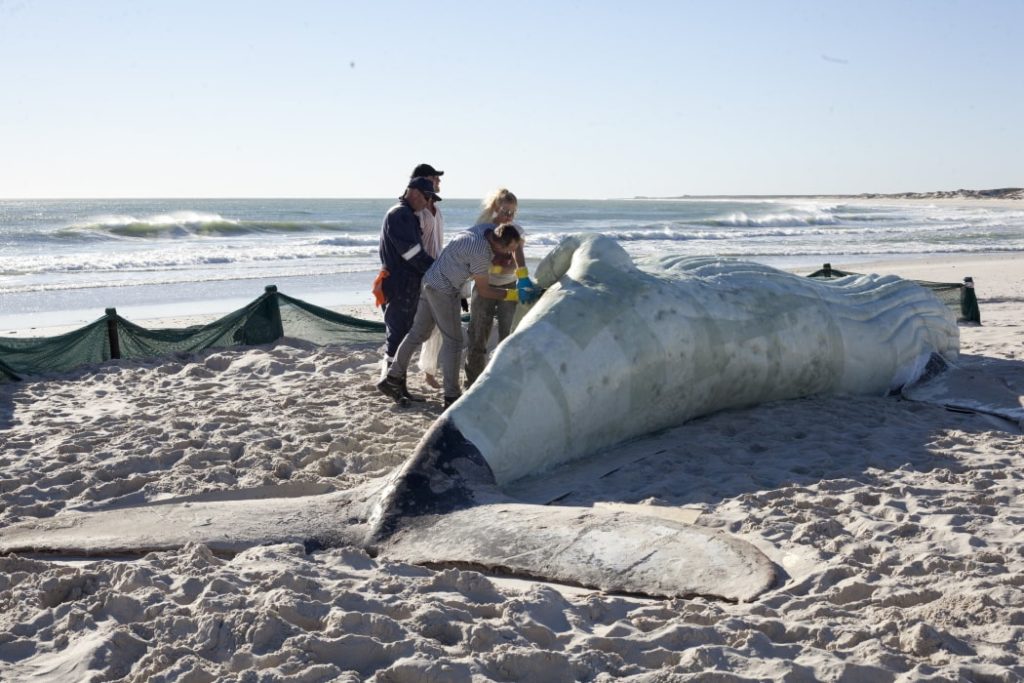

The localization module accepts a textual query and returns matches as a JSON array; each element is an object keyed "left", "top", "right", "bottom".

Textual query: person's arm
[
  {"left": 472, "top": 274, "right": 521, "bottom": 301},
  {"left": 513, "top": 244, "right": 527, "bottom": 271},
  {"left": 388, "top": 210, "right": 434, "bottom": 274}
]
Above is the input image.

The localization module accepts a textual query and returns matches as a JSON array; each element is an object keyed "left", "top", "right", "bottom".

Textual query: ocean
[{"left": 2, "top": 197, "right": 1022, "bottom": 331}]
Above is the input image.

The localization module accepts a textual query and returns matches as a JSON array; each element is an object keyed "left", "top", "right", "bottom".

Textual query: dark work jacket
[{"left": 378, "top": 198, "right": 435, "bottom": 301}]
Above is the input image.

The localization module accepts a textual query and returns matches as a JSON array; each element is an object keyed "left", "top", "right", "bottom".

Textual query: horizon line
[{"left": 1, "top": 188, "right": 1020, "bottom": 202}]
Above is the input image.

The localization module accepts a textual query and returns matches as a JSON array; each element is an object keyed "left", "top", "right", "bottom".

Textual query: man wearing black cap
[
  {"left": 409, "top": 164, "right": 445, "bottom": 388},
  {"left": 376, "top": 177, "right": 440, "bottom": 393},
  {"left": 411, "top": 163, "right": 443, "bottom": 187},
  {"left": 410, "top": 164, "right": 444, "bottom": 267}
]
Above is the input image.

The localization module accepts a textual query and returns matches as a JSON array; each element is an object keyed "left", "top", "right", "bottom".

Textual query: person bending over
[{"left": 377, "top": 223, "right": 526, "bottom": 408}]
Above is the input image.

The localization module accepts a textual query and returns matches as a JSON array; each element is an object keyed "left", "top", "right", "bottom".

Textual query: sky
[{"left": 0, "top": 0, "right": 1021, "bottom": 199}]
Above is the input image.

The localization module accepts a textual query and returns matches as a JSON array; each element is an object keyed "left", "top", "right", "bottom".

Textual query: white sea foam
[
  {"left": 2, "top": 197, "right": 1022, "bottom": 323},
  {"left": 708, "top": 210, "right": 840, "bottom": 227},
  {"left": 72, "top": 210, "right": 230, "bottom": 228},
  {"left": 62, "top": 212, "right": 353, "bottom": 239}
]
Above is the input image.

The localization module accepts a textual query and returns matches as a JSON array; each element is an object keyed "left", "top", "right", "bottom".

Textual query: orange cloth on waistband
[{"left": 372, "top": 269, "right": 389, "bottom": 307}]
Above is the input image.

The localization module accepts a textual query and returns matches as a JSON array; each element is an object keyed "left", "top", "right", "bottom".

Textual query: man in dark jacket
[{"left": 378, "top": 176, "right": 439, "bottom": 367}]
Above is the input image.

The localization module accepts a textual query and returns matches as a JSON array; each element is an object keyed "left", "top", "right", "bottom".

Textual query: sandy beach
[{"left": 1, "top": 250, "right": 1022, "bottom": 681}]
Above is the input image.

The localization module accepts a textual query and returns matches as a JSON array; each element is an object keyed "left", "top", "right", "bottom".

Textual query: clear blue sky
[{"left": 1, "top": 0, "right": 1020, "bottom": 199}]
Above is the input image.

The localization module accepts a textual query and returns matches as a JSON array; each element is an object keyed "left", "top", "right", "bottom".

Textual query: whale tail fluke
[{"left": 385, "top": 502, "right": 776, "bottom": 602}]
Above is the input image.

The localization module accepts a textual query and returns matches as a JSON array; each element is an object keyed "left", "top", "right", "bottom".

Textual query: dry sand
[{"left": 0, "top": 254, "right": 1022, "bottom": 681}]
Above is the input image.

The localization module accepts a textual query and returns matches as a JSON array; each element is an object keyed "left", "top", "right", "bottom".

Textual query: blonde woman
[{"left": 463, "top": 188, "right": 535, "bottom": 387}]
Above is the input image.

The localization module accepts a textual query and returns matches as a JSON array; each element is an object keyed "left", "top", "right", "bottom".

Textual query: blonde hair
[{"left": 476, "top": 188, "right": 518, "bottom": 225}]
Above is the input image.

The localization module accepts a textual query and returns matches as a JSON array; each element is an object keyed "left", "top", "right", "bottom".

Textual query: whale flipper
[
  {"left": 0, "top": 491, "right": 371, "bottom": 556},
  {"left": 385, "top": 503, "right": 773, "bottom": 602}
]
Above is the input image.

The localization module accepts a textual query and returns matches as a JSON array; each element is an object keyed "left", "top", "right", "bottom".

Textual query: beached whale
[{"left": 0, "top": 235, "right": 960, "bottom": 602}]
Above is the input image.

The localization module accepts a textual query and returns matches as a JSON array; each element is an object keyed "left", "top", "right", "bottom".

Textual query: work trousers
[
  {"left": 389, "top": 285, "right": 464, "bottom": 399},
  {"left": 464, "top": 285, "right": 516, "bottom": 387},
  {"left": 381, "top": 274, "right": 422, "bottom": 358}
]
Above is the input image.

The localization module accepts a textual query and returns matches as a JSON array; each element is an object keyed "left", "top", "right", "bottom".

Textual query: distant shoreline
[
  {"left": 635, "top": 188, "right": 1023, "bottom": 201},
  {"left": 3, "top": 190, "right": 1021, "bottom": 202}
]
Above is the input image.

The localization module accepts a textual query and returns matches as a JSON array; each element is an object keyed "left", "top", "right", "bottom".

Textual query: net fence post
[
  {"left": 104, "top": 308, "right": 121, "bottom": 360},
  {"left": 961, "top": 277, "right": 981, "bottom": 324},
  {"left": 265, "top": 285, "right": 285, "bottom": 340}
]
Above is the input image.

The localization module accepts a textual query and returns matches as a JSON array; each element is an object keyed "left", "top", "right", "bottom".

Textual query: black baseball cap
[
  {"left": 411, "top": 163, "right": 444, "bottom": 177},
  {"left": 407, "top": 176, "right": 441, "bottom": 201}
]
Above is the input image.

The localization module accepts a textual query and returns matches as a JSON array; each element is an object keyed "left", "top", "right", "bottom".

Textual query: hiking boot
[
  {"left": 400, "top": 377, "right": 426, "bottom": 403},
  {"left": 376, "top": 375, "right": 407, "bottom": 404}
]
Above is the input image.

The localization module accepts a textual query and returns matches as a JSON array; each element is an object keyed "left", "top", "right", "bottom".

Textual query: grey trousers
[
  {"left": 464, "top": 285, "right": 516, "bottom": 387},
  {"left": 389, "top": 285, "right": 464, "bottom": 399}
]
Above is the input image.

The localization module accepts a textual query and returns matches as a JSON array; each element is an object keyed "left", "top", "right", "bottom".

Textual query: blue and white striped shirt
[{"left": 423, "top": 229, "right": 495, "bottom": 297}]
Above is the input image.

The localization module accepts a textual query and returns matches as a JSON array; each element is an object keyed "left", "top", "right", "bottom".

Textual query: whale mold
[{"left": 0, "top": 235, "right": 962, "bottom": 602}]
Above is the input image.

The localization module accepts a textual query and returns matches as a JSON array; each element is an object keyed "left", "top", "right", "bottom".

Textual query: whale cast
[
  {"left": 446, "top": 234, "right": 958, "bottom": 485},
  {"left": 0, "top": 235, "right": 960, "bottom": 601}
]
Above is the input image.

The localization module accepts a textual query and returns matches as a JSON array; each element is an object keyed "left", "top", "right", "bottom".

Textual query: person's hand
[
  {"left": 516, "top": 267, "right": 540, "bottom": 304},
  {"left": 519, "top": 285, "right": 543, "bottom": 305}
]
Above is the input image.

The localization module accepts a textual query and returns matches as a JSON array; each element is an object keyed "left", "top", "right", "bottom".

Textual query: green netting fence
[
  {"left": 806, "top": 263, "right": 981, "bottom": 325},
  {"left": 1, "top": 266, "right": 981, "bottom": 384},
  {"left": 0, "top": 286, "right": 384, "bottom": 383}
]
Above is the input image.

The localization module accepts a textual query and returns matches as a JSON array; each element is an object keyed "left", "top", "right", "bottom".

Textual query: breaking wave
[{"left": 60, "top": 212, "right": 357, "bottom": 239}]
